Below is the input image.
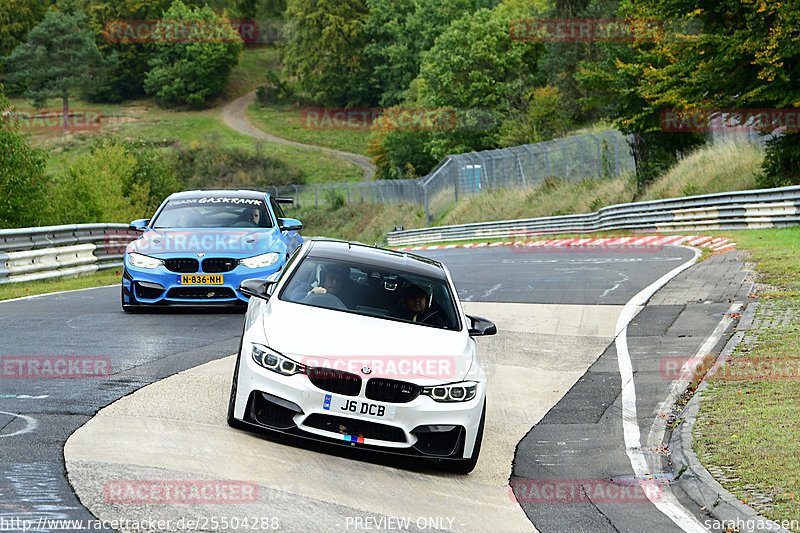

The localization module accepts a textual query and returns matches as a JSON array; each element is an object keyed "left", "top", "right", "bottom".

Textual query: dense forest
[{"left": 1, "top": 0, "right": 798, "bottom": 228}]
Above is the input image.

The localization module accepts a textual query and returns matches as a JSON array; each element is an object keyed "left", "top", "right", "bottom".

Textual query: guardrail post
[
  {"left": 314, "top": 184, "right": 318, "bottom": 207},
  {"left": 453, "top": 168, "right": 458, "bottom": 203},
  {"left": 423, "top": 182, "right": 431, "bottom": 226},
  {"left": 587, "top": 133, "right": 601, "bottom": 177},
  {"left": 556, "top": 139, "right": 567, "bottom": 180},
  {"left": 525, "top": 145, "right": 537, "bottom": 187},
  {"left": 516, "top": 154, "right": 526, "bottom": 189},
  {"left": 545, "top": 144, "right": 550, "bottom": 178},
  {"left": 478, "top": 153, "right": 490, "bottom": 191}
]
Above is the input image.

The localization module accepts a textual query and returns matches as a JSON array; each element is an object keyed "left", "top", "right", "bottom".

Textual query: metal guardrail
[
  {"left": 0, "top": 224, "right": 139, "bottom": 285},
  {"left": 386, "top": 186, "right": 800, "bottom": 246}
]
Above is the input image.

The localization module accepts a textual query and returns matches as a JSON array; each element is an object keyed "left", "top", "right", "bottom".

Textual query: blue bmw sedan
[{"left": 121, "top": 190, "right": 303, "bottom": 311}]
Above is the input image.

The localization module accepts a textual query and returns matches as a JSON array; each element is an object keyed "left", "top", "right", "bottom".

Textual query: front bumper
[
  {"left": 122, "top": 257, "right": 282, "bottom": 306},
  {"left": 232, "top": 341, "right": 486, "bottom": 460}
]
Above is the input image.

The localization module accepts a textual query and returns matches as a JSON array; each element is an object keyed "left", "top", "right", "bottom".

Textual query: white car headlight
[
  {"left": 421, "top": 381, "right": 478, "bottom": 403},
  {"left": 239, "top": 252, "right": 281, "bottom": 269},
  {"left": 128, "top": 252, "right": 164, "bottom": 269},
  {"left": 251, "top": 344, "right": 305, "bottom": 376}
]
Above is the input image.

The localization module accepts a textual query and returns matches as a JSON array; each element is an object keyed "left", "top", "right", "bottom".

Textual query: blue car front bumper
[{"left": 122, "top": 255, "right": 282, "bottom": 307}]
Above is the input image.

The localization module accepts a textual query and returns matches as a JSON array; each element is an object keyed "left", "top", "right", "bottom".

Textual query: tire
[
  {"left": 227, "top": 332, "right": 248, "bottom": 430},
  {"left": 443, "top": 400, "right": 485, "bottom": 474}
]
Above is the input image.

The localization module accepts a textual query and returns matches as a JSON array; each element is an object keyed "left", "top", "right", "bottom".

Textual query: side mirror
[
  {"left": 239, "top": 278, "right": 275, "bottom": 300},
  {"left": 129, "top": 219, "right": 150, "bottom": 231},
  {"left": 467, "top": 314, "right": 497, "bottom": 336},
  {"left": 278, "top": 218, "right": 303, "bottom": 232}
]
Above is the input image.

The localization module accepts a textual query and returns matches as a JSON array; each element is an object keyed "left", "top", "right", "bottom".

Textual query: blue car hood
[{"left": 127, "top": 228, "right": 285, "bottom": 258}]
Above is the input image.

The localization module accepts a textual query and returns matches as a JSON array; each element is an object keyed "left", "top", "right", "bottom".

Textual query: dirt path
[{"left": 220, "top": 91, "right": 375, "bottom": 181}]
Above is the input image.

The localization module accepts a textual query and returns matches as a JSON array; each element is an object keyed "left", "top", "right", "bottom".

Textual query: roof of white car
[{"left": 306, "top": 239, "right": 448, "bottom": 279}]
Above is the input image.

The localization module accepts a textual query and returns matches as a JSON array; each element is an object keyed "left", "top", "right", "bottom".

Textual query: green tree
[
  {"left": 48, "top": 136, "right": 183, "bottom": 224},
  {"left": 497, "top": 85, "right": 571, "bottom": 146},
  {"left": 282, "top": 0, "right": 371, "bottom": 105},
  {"left": 579, "top": 0, "right": 800, "bottom": 188},
  {"left": 362, "top": 0, "right": 493, "bottom": 107},
  {"left": 416, "top": 7, "right": 544, "bottom": 160},
  {"left": 367, "top": 109, "right": 437, "bottom": 180},
  {"left": 143, "top": 0, "right": 243, "bottom": 107},
  {"left": 626, "top": 0, "right": 800, "bottom": 185},
  {"left": 575, "top": 6, "right": 707, "bottom": 189},
  {"left": 3, "top": 10, "right": 113, "bottom": 128},
  {"left": 0, "top": 0, "right": 49, "bottom": 67},
  {"left": 539, "top": 0, "right": 619, "bottom": 122},
  {"left": 77, "top": 0, "right": 173, "bottom": 102},
  {"left": 0, "top": 85, "right": 48, "bottom": 228}
]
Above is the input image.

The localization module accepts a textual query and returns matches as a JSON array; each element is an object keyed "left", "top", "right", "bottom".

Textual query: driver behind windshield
[
  {"left": 393, "top": 282, "right": 446, "bottom": 327},
  {"left": 310, "top": 264, "right": 348, "bottom": 300}
]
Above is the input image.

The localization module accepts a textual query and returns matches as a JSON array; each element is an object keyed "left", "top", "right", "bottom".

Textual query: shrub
[
  {"left": 758, "top": 133, "right": 800, "bottom": 188},
  {"left": 324, "top": 188, "right": 346, "bottom": 209},
  {"left": 172, "top": 142, "right": 304, "bottom": 189},
  {"left": 497, "top": 86, "right": 571, "bottom": 147},
  {"left": 49, "top": 141, "right": 147, "bottom": 223},
  {"left": 47, "top": 136, "right": 182, "bottom": 224},
  {"left": 143, "top": 0, "right": 242, "bottom": 107},
  {"left": 255, "top": 70, "right": 293, "bottom": 105},
  {"left": 0, "top": 85, "right": 48, "bottom": 228}
]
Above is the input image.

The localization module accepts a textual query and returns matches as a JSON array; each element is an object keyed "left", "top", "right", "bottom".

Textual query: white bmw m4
[{"left": 227, "top": 239, "right": 496, "bottom": 473}]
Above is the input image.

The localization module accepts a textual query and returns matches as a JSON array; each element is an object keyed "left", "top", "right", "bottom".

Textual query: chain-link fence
[
  {"left": 269, "top": 129, "right": 636, "bottom": 225},
  {"left": 418, "top": 130, "right": 634, "bottom": 224}
]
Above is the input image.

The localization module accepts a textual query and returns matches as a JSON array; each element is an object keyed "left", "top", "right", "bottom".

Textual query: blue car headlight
[
  {"left": 128, "top": 252, "right": 164, "bottom": 269},
  {"left": 239, "top": 252, "right": 281, "bottom": 269}
]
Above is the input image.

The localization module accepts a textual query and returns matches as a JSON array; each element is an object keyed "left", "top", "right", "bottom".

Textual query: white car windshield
[
  {"left": 152, "top": 198, "right": 272, "bottom": 229},
  {"left": 280, "top": 257, "right": 461, "bottom": 330}
]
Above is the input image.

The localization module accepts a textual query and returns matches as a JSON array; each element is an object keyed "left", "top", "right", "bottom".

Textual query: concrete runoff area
[{"left": 65, "top": 302, "right": 636, "bottom": 532}]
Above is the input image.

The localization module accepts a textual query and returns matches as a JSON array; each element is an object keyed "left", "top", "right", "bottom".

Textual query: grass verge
[
  {"left": 247, "top": 102, "right": 371, "bottom": 156},
  {"left": 285, "top": 202, "right": 427, "bottom": 245},
  {"left": 693, "top": 226, "right": 800, "bottom": 529},
  {"left": 15, "top": 98, "right": 362, "bottom": 184},
  {"left": 0, "top": 269, "right": 122, "bottom": 302}
]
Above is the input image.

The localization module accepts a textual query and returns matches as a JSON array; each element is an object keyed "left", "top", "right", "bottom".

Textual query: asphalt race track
[{"left": 0, "top": 245, "right": 749, "bottom": 532}]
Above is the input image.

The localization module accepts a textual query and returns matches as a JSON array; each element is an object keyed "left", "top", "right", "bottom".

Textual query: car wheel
[
  {"left": 227, "top": 333, "right": 248, "bottom": 430},
  {"left": 121, "top": 281, "right": 139, "bottom": 313},
  {"left": 443, "top": 400, "right": 485, "bottom": 474}
]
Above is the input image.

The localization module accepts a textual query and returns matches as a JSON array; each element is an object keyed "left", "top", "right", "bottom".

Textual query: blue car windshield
[{"left": 152, "top": 199, "right": 272, "bottom": 229}]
